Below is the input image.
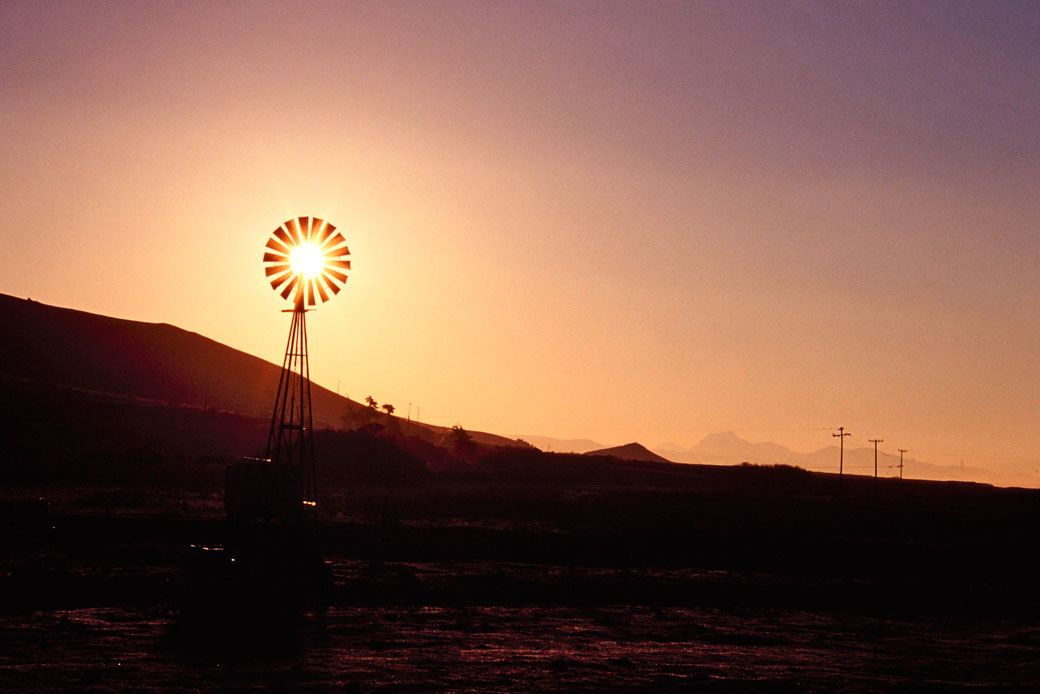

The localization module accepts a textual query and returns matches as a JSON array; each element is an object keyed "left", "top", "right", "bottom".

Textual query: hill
[
  {"left": 516, "top": 435, "right": 605, "bottom": 454},
  {"left": 0, "top": 293, "right": 522, "bottom": 450},
  {"left": 0, "top": 293, "right": 353, "bottom": 428},
  {"left": 585, "top": 442, "right": 672, "bottom": 464}
]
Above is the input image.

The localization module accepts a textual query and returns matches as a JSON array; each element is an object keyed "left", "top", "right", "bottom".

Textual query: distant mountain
[
  {"left": 586, "top": 443, "right": 672, "bottom": 464},
  {"left": 518, "top": 435, "right": 605, "bottom": 454},
  {"left": 696, "top": 431, "right": 799, "bottom": 464},
  {"left": 657, "top": 431, "right": 1032, "bottom": 487},
  {"left": 655, "top": 432, "right": 800, "bottom": 467},
  {"left": 0, "top": 293, "right": 520, "bottom": 449}
]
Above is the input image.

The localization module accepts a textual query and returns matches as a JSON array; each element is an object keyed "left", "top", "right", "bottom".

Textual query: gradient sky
[{"left": 2, "top": 1, "right": 1037, "bottom": 482}]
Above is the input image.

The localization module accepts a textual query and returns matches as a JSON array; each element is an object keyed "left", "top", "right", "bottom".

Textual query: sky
[{"left": 1, "top": 1, "right": 1038, "bottom": 483}]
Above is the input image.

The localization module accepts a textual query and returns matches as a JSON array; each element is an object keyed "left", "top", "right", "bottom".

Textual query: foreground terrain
[{"left": 2, "top": 455, "right": 1038, "bottom": 691}]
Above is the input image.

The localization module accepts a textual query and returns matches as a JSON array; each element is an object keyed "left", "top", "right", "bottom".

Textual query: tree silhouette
[
  {"left": 365, "top": 395, "right": 377, "bottom": 409},
  {"left": 382, "top": 403, "right": 395, "bottom": 417},
  {"left": 451, "top": 424, "right": 471, "bottom": 446},
  {"left": 450, "top": 424, "right": 476, "bottom": 460}
]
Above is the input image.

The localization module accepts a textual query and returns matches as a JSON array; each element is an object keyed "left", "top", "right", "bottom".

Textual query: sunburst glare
[{"left": 289, "top": 242, "right": 324, "bottom": 279}]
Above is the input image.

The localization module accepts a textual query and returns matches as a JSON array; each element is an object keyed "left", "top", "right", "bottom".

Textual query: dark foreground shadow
[{"left": 166, "top": 533, "right": 332, "bottom": 660}]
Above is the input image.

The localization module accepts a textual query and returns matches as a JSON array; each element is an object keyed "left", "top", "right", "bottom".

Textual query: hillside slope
[{"left": 0, "top": 293, "right": 519, "bottom": 448}]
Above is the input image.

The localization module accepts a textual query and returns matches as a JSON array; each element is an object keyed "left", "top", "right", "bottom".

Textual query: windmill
[
  {"left": 225, "top": 217, "right": 350, "bottom": 527},
  {"left": 261, "top": 216, "right": 350, "bottom": 509}
]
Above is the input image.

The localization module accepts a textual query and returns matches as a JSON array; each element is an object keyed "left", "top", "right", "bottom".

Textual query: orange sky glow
[{"left": 1, "top": 2, "right": 1037, "bottom": 485}]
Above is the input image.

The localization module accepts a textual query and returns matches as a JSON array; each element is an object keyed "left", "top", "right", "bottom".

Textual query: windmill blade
[
  {"left": 314, "top": 222, "right": 335, "bottom": 247},
  {"left": 271, "top": 270, "right": 295, "bottom": 291},
  {"left": 266, "top": 237, "right": 291, "bottom": 256},
  {"left": 270, "top": 268, "right": 293, "bottom": 286},
  {"left": 309, "top": 218, "right": 324, "bottom": 243},
  {"left": 325, "top": 244, "right": 350, "bottom": 259},
  {"left": 307, "top": 280, "right": 316, "bottom": 306},
  {"left": 279, "top": 275, "right": 299, "bottom": 300},
  {"left": 273, "top": 227, "right": 294, "bottom": 249},
  {"left": 298, "top": 216, "right": 312, "bottom": 242},
  {"left": 324, "top": 267, "right": 348, "bottom": 283},
  {"left": 321, "top": 238, "right": 347, "bottom": 255},
  {"left": 284, "top": 218, "right": 301, "bottom": 245},
  {"left": 315, "top": 278, "right": 330, "bottom": 303},
  {"left": 320, "top": 273, "right": 342, "bottom": 295},
  {"left": 263, "top": 252, "right": 288, "bottom": 263},
  {"left": 326, "top": 259, "right": 351, "bottom": 270},
  {"left": 265, "top": 264, "right": 291, "bottom": 277},
  {"left": 321, "top": 232, "right": 347, "bottom": 252}
]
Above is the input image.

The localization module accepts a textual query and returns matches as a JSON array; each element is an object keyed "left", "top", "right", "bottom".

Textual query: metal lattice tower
[{"left": 266, "top": 291, "right": 317, "bottom": 502}]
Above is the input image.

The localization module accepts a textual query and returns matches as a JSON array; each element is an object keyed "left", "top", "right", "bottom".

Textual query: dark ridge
[{"left": 585, "top": 442, "right": 672, "bottom": 464}]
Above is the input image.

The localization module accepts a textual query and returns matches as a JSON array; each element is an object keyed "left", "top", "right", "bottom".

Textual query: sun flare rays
[{"left": 263, "top": 216, "right": 350, "bottom": 306}]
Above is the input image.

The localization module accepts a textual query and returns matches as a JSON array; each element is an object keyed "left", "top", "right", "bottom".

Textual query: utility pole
[
  {"left": 833, "top": 427, "right": 851, "bottom": 475},
  {"left": 898, "top": 448, "right": 907, "bottom": 479},
  {"left": 869, "top": 438, "right": 884, "bottom": 478}
]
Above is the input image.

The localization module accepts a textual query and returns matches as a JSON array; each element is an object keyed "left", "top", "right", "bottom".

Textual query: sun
[
  {"left": 263, "top": 216, "right": 351, "bottom": 306},
  {"left": 289, "top": 242, "right": 325, "bottom": 279}
]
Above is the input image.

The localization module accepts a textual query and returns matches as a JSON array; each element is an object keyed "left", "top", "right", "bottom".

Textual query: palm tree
[
  {"left": 451, "top": 424, "right": 471, "bottom": 447},
  {"left": 382, "top": 403, "right": 395, "bottom": 417},
  {"left": 365, "top": 395, "right": 377, "bottom": 409},
  {"left": 450, "top": 424, "right": 476, "bottom": 460}
]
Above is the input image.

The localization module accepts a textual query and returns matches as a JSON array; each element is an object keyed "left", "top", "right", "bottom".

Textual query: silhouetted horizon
[{"left": 3, "top": 292, "right": 1034, "bottom": 488}]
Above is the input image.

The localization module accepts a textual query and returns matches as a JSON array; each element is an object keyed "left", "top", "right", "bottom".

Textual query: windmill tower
[
  {"left": 263, "top": 216, "right": 351, "bottom": 506},
  {"left": 226, "top": 217, "right": 350, "bottom": 526}
]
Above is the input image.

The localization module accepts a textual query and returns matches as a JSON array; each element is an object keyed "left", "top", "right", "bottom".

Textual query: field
[{"left": 2, "top": 458, "right": 1038, "bottom": 691}]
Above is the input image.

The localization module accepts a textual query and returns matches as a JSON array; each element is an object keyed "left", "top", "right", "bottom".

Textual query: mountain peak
[
  {"left": 691, "top": 431, "right": 796, "bottom": 462},
  {"left": 700, "top": 431, "right": 744, "bottom": 444}
]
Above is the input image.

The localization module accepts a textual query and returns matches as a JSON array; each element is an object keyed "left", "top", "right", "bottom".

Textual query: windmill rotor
[{"left": 263, "top": 216, "right": 351, "bottom": 307}]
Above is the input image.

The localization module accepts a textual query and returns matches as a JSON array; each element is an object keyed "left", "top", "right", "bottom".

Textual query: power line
[
  {"left": 900, "top": 448, "right": 1040, "bottom": 465},
  {"left": 734, "top": 427, "right": 836, "bottom": 433}
]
